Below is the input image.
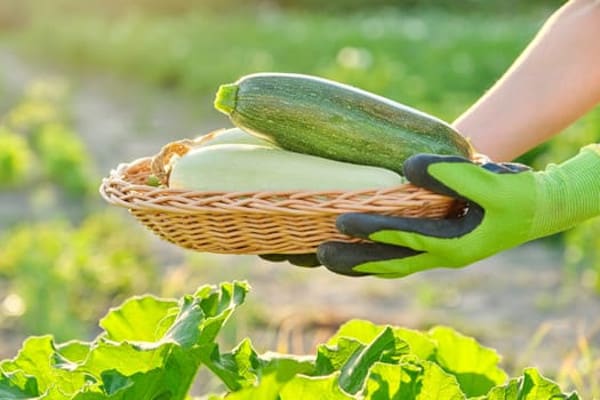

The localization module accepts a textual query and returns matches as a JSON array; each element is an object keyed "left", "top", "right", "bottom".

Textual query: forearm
[{"left": 453, "top": 0, "right": 600, "bottom": 161}]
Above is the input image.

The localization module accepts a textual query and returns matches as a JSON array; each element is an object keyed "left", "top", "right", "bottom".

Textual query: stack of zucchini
[{"left": 163, "top": 73, "right": 473, "bottom": 192}]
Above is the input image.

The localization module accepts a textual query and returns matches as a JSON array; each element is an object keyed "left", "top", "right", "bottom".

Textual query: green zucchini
[
  {"left": 214, "top": 73, "right": 472, "bottom": 174},
  {"left": 168, "top": 144, "right": 405, "bottom": 192}
]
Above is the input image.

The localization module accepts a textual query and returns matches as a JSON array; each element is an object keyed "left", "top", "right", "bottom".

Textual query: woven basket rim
[
  {"left": 99, "top": 155, "right": 458, "bottom": 254},
  {"left": 99, "top": 157, "right": 453, "bottom": 216}
]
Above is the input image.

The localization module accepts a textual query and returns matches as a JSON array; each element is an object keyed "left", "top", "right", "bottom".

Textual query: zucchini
[
  {"left": 214, "top": 73, "right": 472, "bottom": 174},
  {"left": 168, "top": 144, "right": 405, "bottom": 192},
  {"left": 150, "top": 128, "right": 276, "bottom": 186},
  {"left": 197, "top": 127, "right": 276, "bottom": 147}
]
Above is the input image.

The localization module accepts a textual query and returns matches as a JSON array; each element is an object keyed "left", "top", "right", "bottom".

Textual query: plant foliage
[{"left": 0, "top": 281, "right": 579, "bottom": 399}]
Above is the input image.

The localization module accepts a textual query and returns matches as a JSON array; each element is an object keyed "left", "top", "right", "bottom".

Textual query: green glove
[{"left": 318, "top": 144, "right": 600, "bottom": 278}]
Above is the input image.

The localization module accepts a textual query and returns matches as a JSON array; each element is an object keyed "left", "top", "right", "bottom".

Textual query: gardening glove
[
  {"left": 259, "top": 253, "right": 321, "bottom": 268},
  {"left": 258, "top": 157, "right": 529, "bottom": 272},
  {"left": 317, "top": 144, "right": 600, "bottom": 278}
]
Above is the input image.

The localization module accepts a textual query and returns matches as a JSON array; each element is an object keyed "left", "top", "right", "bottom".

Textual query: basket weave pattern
[{"left": 100, "top": 157, "right": 456, "bottom": 254}]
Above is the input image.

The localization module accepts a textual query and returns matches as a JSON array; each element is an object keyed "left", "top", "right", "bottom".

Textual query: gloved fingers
[
  {"left": 335, "top": 203, "right": 484, "bottom": 240},
  {"left": 370, "top": 253, "right": 440, "bottom": 279},
  {"left": 259, "top": 253, "right": 321, "bottom": 267},
  {"left": 317, "top": 241, "right": 422, "bottom": 277},
  {"left": 324, "top": 246, "right": 443, "bottom": 279},
  {"left": 286, "top": 253, "right": 321, "bottom": 267},
  {"left": 259, "top": 254, "right": 289, "bottom": 262},
  {"left": 404, "top": 153, "right": 523, "bottom": 204},
  {"left": 352, "top": 252, "right": 439, "bottom": 277},
  {"left": 366, "top": 228, "right": 447, "bottom": 252},
  {"left": 402, "top": 154, "right": 473, "bottom": 200}
]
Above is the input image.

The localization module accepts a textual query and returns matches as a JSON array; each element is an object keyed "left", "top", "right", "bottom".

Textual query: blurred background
[{"left": 0, "top": 0, "right": 599, "bottom": 396}]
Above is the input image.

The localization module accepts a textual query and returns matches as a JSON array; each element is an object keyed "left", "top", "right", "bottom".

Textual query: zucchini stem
[{"left": 214, "top": 83, "right": 238, "bottom": 115}]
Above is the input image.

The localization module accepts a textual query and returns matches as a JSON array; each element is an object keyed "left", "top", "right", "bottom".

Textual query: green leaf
[
  {"left": 364, "top": 358, "right": 465, "bottom": 400},
  {"left": 327, "top": 319, "right": 434, "bottom": 360},
  {"left": 71, "top": 367, "right": 178, "bottom": 400},
  {"left": 428, "top": 326, "right": 507, "bottom": 397},
  {"left": 338, "top": 327, "right": 397, "bottom": 395},
  {"left": 0, "top": 370, "right": 39, "bottom": 399},
  {"left": 260, "top": 352, "right": 316, "bottom": 380},
  {"left": 326, "top": 320, "right": 385, "bottom": 346},
  {"left": 99, "top": 296, "right": 179, "bottom": 342},
  {"left": 54, "top": 340, "right": 91, "bottom": 366},
  {"left": 223, "top": 353, "right": 316, "bottom": 400},
  {"left": 223, "top": 372, "right": 281, "bottom": 400},
  {"left": 486, "top": 368, "right": 580, "bottom": 400},
  {"left": 98, "top": 282, "right": 249, "bottom": 348},
  {"left": 365, "top": 361, "right": 422, "bottom": 399},
  {"left": 317, "top": 323, "right": 412, "bottom": 395},
  {"left": 195, "top": 281, "right": 249, "bottom": 345},
  {"left": 197, "top": 339, "right": 261, "bottom": 391},
  {"left": 392, "top": 328, "right": 436, "bottom": 361},
  {"left": 279, "top": 373, "right": 355, "bottom": 400},
  {"left": 0, "top": 282, "right": 250, "bottom": 400},
  {"left": 196, "top": 395, "right": 227, "bottom": 400},
  {"left": 316, "top": 337, "right": 364, "bottom": 376},
  {"left": 199, "top": 338, "right": 315, "bottom": 392},
  {"left": 77, "top": 340, "right": 169, "bottom": 378},
  {"left": 319, "top": 320, "right": 412, "bottom": 374},
  {"left": 72, "top": 282, "right": 250, "bottom": 399},
  {"left": 100, "top": 370, "right": 134, "bottom": 395},
  {"left": 161, "top": 295, "right": 206, "bottom": 348},
  {"left": 0, "top": 336, "right": 87, "bottom": 397}
]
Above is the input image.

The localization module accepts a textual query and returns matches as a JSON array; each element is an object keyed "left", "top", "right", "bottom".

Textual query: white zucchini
[
  {"left": 196, "top": 127, "right": 276, "bottom": 147},
  {"left": 168, "top": 144, "right": 405, "bottom": 192}
]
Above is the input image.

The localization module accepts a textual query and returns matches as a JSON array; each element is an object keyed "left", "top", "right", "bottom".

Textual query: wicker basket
[{"left": 100, "top": 156, "right": 458, "bottom": 254}]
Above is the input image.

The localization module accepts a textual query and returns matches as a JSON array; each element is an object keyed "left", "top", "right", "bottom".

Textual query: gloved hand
[
  {"left": 261, "top": 158, "right": 532, "bottom": 275},
  {"left": 316, "top": 144, "right": 600, "bottom": 278}
]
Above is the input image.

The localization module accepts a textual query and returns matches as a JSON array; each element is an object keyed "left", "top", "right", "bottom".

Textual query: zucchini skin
[
  {"left": 168, "top": 144, "right": 406, "bottom": 192},
  {"left": 215, "top": 73, "right": 473, "bottom": 174},
  {"left": 196, "top": 127, "right": 276, "bottom": 147}
]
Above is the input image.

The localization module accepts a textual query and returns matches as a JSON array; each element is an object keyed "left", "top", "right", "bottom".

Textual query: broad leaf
[
  {"left": 338, "top": 327, "right": 397, "bottom": 395},
  {"left": 0, "top": 370, "right": 39, "bottom": 399},
  {"left": 327, "top": 319, "right": 434, "bottom": 360},
  {"left": 315, "top": 337, "right": 364, "bottom": 376},
  {"left": 279, "top": 373, "right": 355, "bottom": 399},
  {"left": 72, "top": 367, "right": 180, "bottom": 399},
  {"left": 365, "top": 358, "right": 465, "bottom": 400},
  {"left": 72, "top": 282, "right": 250, "bottom": 398},
  {"left": 197, "top": 339, "right": 261, "bottom": 391},
  {"left": 194, "top": 281, "right": 249, "bottom": 345},
  {"left": 318, "top": 324, "right": 411, "bottom": 395},
  {"left": 0, "top": 282, "right": 250, "bottom": 400},
  {"left": 0, "top": 336, "right": 87, "bottom": 397},
  {"left": 77, "top": 340, "right": 169, "bottom": 377},
  {"left": 99, "top": 296, "right": 178, "bottom": 342},
  {"left": 486, "top": 368, "right": 580, "bottom": 400},
  {"left": 428, "top": 326, "right": 507, "bottom": 397},
  {"left": 200, "top": 339, "right": 316, "bottom": 392},
  {"left": 53, "top": 340, "right": 91, "bottom": 367},
  {"left": 223, "top": 353, "right": 315, "bottom": 399}
]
